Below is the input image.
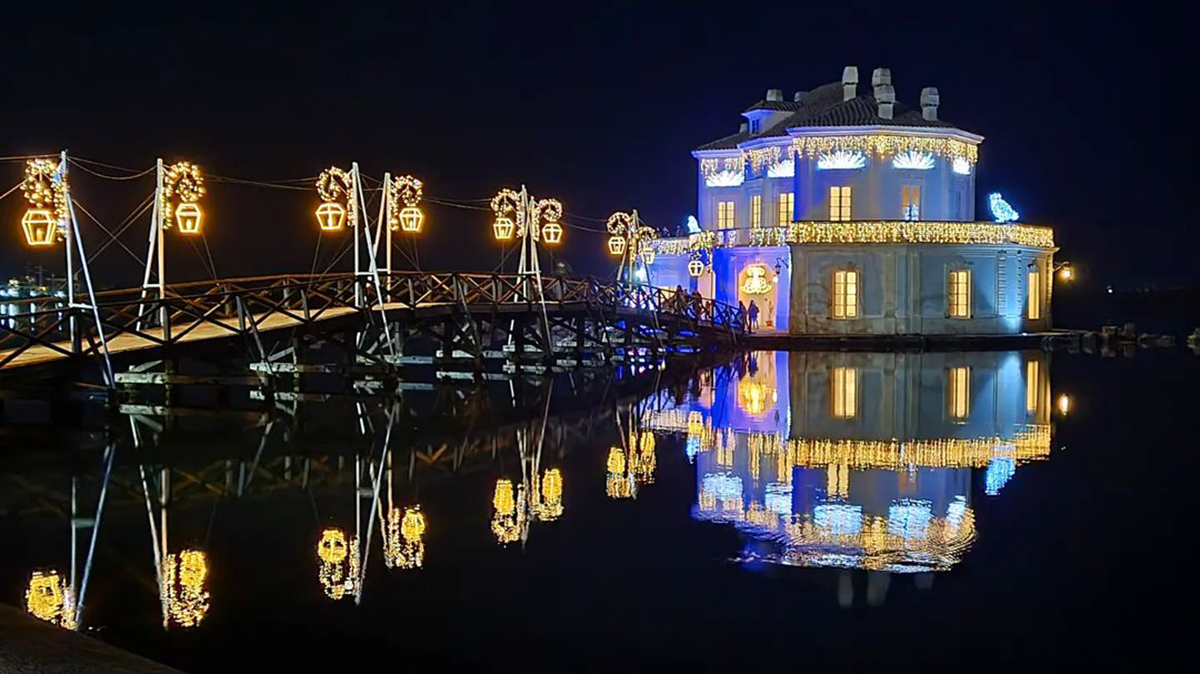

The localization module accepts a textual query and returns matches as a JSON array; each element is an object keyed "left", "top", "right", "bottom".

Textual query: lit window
[
  {"left": 750, "top": 195, "right": 762, "bottom": 228},
  {"left": 947, "top": 269, "right": 971, "bottom": 318},
  {"left": 829, "top": 186, "right": 851, "bottom": 221},
  {"left": 947, "top": 366, "right": 971, "bottom": 420},
  {"left": 1025, "top": 360, "right": 1040, "bottom": 413},
  {"left": 717, "top": 201, "right": 735, "bottom": 229},
  {"left": 831, "top": 367, "right": 857, "bottom": 419},
  {"left": 1028, "top": 270, "right": 1042, "bottom": 320},
  {"left": 749, "top": 118, "right": 761, "bottom": 133},
  {"left": 902, "top": 185, "right": 921, "bottom": 221},
  {"left": 832, "top": 269, "right": 859, "bottom": 319},
  {"left": 778, "top": 192, "right": 794, "bottom": 225}
]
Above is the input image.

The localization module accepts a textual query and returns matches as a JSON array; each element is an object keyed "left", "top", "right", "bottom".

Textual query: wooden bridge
[{"left": 0, "top": 271, "right": 744, "bottom": 389}]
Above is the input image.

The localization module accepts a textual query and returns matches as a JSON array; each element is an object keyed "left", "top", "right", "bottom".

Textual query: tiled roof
[{"left": 697, "top": 80, "right": 966, "bottom": 151}]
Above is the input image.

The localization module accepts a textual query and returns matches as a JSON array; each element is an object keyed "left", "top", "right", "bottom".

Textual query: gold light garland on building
[
  {"left": 20, "top": 159, "right": 68, "bottom": 246},
  {"left": 161, "top": 162, "right": 205, "bottom": 234},
  {"left": 791, "top": 134, "right": 978, "bottom": 164},
  {"left": 745, "top": 146, "right": 782, "bottom": 173},
  {"left": 698, "top": 156, "right": 745, "bottom": 179},
  {"left": 650, "top": 221, "right": 1054, "bottom": 253},
  {"left": 161, "top": 549, "right": 210, "bottom": 628},
  {"left": 25, "top": 570, "right": 77, "bottom": 629}
]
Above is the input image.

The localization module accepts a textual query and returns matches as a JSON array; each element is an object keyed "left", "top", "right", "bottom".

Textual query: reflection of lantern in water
[
  {"left": 605, "top": 447, "right": 634, "bottom": 499},
  {"left": 385, "top": 507, "right": 427, "bottom": 569},
  {"left": 533, "top": 469, "right": 564, "bottom": 521},
  {"left": 25, "top": 570, "right": 77, "bottom": 629},
  {"left": 1057, "top": 393, "right": 1071, "bottom": 416},
  {"left": 738, "top": 380, "right": 772, "bottom": 416},
  {"left": 317, "top": 528, "right": 360, "bottom": 600},
  {"left": 161, "top": 549, "right": 211, "bottom": 628},
  {"left": 491, "top": 479, "right": 522, "bottom": 544},
  {"left": 632, "top": 432, "right": 657, "bottom": 485}
]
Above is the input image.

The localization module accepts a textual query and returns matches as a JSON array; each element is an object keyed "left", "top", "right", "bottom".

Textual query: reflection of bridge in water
[
  {"left": 645, "top": 350, "right": 1055, "bottom": 573},
  {"left": 0, "top": 271, "right": 743, "bottom": 389}
]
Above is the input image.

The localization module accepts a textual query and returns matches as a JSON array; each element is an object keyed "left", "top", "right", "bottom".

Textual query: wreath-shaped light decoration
[
  {"left": 162, "top": 162, "right": 205, "bottom": 234},
  {"left": 20, "top": 159, "right": 69, "bottom": 246},
  {"left": 530, "top": 197, "right": 563, "bottom": 244},
  {"left": 315, "top": 167, "right": 355, "bottom": 231},
  {"left": 388, "top": 175, "right": 424, "bottom": 233},
  {"left": 490, "top": 188, "right": 522, "bottom": 241},
  {"left": 605, "top": 211, "right": 633, "bottom": 256}
]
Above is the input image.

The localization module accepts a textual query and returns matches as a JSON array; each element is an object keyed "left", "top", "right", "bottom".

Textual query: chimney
[
  {"left": 793, "top": 90, "right": 807, "bottom": 103},
  {"left": 739, "top": 122, "right": 748, "bottom": 133},
  {"left": 921, "top": 87, "right": 940, "bottom": 121},
  {"left": 876, "top": 85, "right": 895, "bottom": 119},
  {"left": 871, "top": 67, "right": 892, "bottom": 94},
  {"left": 841, "top": 66, "right": 858, "bottom": 102}
]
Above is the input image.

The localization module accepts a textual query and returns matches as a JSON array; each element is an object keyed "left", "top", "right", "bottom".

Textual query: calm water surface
[{"left": 1, "top": 349, "right": 1195, "bottom": 670}]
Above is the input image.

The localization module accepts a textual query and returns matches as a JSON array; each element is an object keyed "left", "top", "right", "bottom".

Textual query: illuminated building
[
  {"left": 646, "top": 350, "right": 1053, "bottom": 572},
  {"left": 646, "top": 66, "right": 1057, "bottom": 335}
]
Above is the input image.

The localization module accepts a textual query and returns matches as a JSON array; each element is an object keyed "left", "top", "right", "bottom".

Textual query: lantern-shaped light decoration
[
  {"left": 161, "top": 549, "right": 210, "bottom": 628},
  {"left": 19, "top": 159, "right": 67, "bottom": 247},
  {"left": 25, "top": 570, "right": 76, "bottom": 629},
  {"left": 22, "top": 210, "right": 59, "bottom": 247},
  {"left": 163, "top": 162, "right": 205, "bottom": 235},
  {"left": 607, "top": 234, "right": 627, "bottom": 256},
  {"left": 317, "top": 528, "right": 359, "bottom": 600},
  {"left": 390, "top": 175, "right": 425, "bottom": 233},
  {"left": 385, "top": 506, "right": 427, "bottom": 569},
  {"left": 605, "top": 446, "right": 634, "bottom": 499},
  {"left": 315, "top": 202, "right": 347, "bottom": 231},
  {"left": 535, "top": 198, "right": 564, "bottom": 245},
  {"left": 639, "top": 244, "right": 656, "bottom": 266},
  {"left": 533, "top": 468, "right": 564, "bottom": 522},
  {"left": 688, "top": 259, "right": 705, "bottom": 278},
  {"left": 491, "top": 189, "right": 521, "bottom": 242},
  {"left": 316, "top": 167, "right": 354, "bottom": 232},
  {"left": 606, "top": 211, "right": 634, "bottom": 259},
  {"left": 491, "top": 478, "right": 522, "bottom": 545}
]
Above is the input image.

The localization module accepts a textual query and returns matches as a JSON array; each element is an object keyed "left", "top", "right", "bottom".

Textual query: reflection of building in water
[{"left": 646, "top": 351, "right": 1052, "bottom": 572}]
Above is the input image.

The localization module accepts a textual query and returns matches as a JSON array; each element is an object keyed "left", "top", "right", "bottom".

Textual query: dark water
[{"left": 1, "top": 349, "right": 1196, "bottom": 670}]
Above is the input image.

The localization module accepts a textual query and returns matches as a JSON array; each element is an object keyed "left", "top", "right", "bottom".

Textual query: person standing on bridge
[
  {"left": 748, "top": 300, "right": 760, "bottom": 332},
  {"left": 691, "top": 289, "right": 703, "bottom": 320}
]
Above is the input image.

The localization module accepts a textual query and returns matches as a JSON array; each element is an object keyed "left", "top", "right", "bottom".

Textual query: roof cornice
[{"left": 787, "top": 125, "right": 984, "bottom": 144}]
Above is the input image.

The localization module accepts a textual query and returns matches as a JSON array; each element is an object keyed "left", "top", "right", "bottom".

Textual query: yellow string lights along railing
[
  {"left": 384, "top": 506, "right": 427, "bottom": 570},
  {"left": 491, "top": 189, "right": 520, "bottom": 241},
  {"left": 315, "top": 167, "right": 354, "bottom": 232},
  {"left": 491, "top": 478, "right": 523, "bottom": 544},
  {"left": 389, "top": 175, "right": 425, "bottom": 233},
  {"left": 162, "top": 162, "right": 205, "bottom": 235},
  {"left": 24, "top": 570, "right": 77, "bottom": 629},
  {"left": 317, "top": 528, "right": 360, "bottom": 600},
  {"left": 20, "top": 158, "right": 68, "bottom": 247},
  {"left": 160, "top": 549, "right": 211, "bottom": 628}
]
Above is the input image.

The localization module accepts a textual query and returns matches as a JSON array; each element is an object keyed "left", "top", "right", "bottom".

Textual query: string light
[
  {"left": 792, "top": 134, "right": 978, "bottom": 164},
  {"left": 532, "top": 469, "right": 564, "bottom": 521},
  {"left": 385, "top": 507, "right": 427, "bottom": 569},
  {"left": 389, "top": 175, "right": 425, "bottom": 233},
  {"left": 531, "top": 198, "right": 563, "bottom": 244},
  {"left": 988, "top": 193, "right": 1020, "bottom": 223},
  {"left": 650, "top": 221, "right": 1053, "bottom": 252},
  {"left": 607, "top": 234, "right": 627, "bottom": 256},
  {"left": 161, "top": 549, "right": 210, "bottom": 628},
  {"left": 25, "top": 570, "right": 76, "bottom": 629},
  {"left": 740, "top": 264, "right": 772, "bottom": 294},
  {"left": 317, "top": 528, "right": 359, "bottom": 600},
  {"left": 491, "top": 189, "right": 520, "bottom": 241},
  {"left": 491, "top": 479, "right": 523, "bottom": 544},
  {"left": 816, "top": 150, "right": 867, "bottom": 170},
  {"left": 162, "top": 162, "right": 205, "bottom": 234},
  {"left": 891, "top": 149, "right": 936, "bottom": 170},
  {"left": 316, "top": 167, "right": 354, "bottom": 231},
  {"left": 605, "top": 447, "right": 634, "bottom": 499},
  {"left": 20, "top": 159, "right": 67, "bottom": 247}
]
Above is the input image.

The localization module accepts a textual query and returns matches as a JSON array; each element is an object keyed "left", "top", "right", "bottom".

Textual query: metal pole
[
  {"left": 74, "top": 442, "right": 116, "bottom": 628},
  {"left": 352, "top": 162, "right": 363, "bottom": 308},
  {"left": 60, "top": 151, "right": 78, "bottom": 352},
  {"left": 65, "top": 178, "right": 115, "bottom": 387}
]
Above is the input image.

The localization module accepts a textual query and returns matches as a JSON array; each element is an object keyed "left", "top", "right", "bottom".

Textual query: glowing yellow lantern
[
  {"left": 1057, "top": 263, "right": 1074, "bottom": 282},
  {"left": 607, "top": 234, "right": 626, "bottom": 256},
  {"left": 493, "top": 216, "right": 515, "bottom": 241},
  {"left": 398, "top": 206, "right": 424, "bottom": 233},
  {"left": 316, "top": 202, "right": 347, "bottom": 231},
  {"left": 318, "top": 528, "right": 349, "bottom": 564},
  {"left": 1057, "top": 393, "right": 1071, "bottom": 416},
  {"left": 640, "top": 245, "right": 656, "bottom": 266},
  {"left": 21, "top": 209, "right": 58, "bottom": 247},
  {"left": 175, "top": 203, "right": 203, "bottom": 234},
  {"left": 542, "top": 221, "right": 563, "bottom": 245},
  {"left": 688, "top": 259, "right": 704, "bottom": 277}
]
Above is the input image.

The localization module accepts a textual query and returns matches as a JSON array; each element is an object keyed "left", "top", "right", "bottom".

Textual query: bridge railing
[{"left": 1, "top": 271, "right": 743, "bottom": 370}]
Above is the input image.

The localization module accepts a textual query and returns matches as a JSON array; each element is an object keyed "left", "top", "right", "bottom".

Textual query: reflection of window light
[
  {"left": 814, "top": 503, "right": 863, "bottom": 535},
  {"left": 892, "top": 150, "right": 935, "bottom": 170},
  {"left": 738, "top": 380, "right": 771, "bottom": 415},
  {"left": 816, "top": 150, "right": 866, "bottom": 170},
  {"left": 765, "top": 483, "right": 793, "bottom": 516},
  {"left": 831, "top": 366, "right": 857, "bottom": 419},
  {"left": 767, "top": 158, "right": 795, "bottom": 178},
  {"left": 887, "top": 500, "right": 933, "bottom": 539},
  {"left": 701, "top": 473, "right": 743, "bottom": 501},
  {"left": 1026, "top": 360, "right": 1040, "bottom": 413},
  {"left": 947, "top": 366, "right": 971, "bottom": 419},
  {"left": 953, "top": 157, "right": 971, "bottom": 175},
  {"left": 985, "top": 457, "right": 1016, "bottom": 496},
  {"left": 705, "top": 169, "right": 745, "bottom": 187}
]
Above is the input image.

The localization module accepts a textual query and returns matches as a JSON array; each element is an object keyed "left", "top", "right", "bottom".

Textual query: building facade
[{"left": 646, "top": 66, "right": 1057, "bottom": 335}]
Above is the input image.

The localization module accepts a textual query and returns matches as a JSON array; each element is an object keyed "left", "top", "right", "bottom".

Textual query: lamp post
[
  {"left": 490, "top": 185, "right": 563, "bottom": 277},
  {"left": 605, "top": 209, "right": 655, "bottom": 286},
  {"left": 373, "top": 174, "right": 424, "bottom": 277},
  {"left": 140, "top": 159, "right": 206, "bottom": 339}
]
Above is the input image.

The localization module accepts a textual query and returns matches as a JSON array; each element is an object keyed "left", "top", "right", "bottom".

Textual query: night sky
[{"left": 2, "top": 2, "right": 1190, "bottom": 289}]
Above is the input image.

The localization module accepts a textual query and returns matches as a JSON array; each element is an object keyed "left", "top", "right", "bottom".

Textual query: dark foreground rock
[{"left": 0, "top": 603, "right": 183, "bottom": 674}]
